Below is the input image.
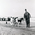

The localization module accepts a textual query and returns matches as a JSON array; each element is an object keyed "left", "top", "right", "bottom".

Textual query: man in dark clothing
[{"left": 24, "top": 9, "right": 31, "bottom": 27}]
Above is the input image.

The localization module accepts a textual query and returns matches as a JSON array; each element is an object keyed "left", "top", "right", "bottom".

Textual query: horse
[
  {"left": 10, "top": 17, "right": 18, "bottom": 26},
  {"left": 17, "top": 18, "right": 24, "bottom": 26}
]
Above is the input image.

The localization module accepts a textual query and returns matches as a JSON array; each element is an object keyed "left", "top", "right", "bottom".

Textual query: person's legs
[
  {"left": 26, "top": 20, "right": 29, "bottom": 28},
  {"left": 25, "top": 18, "right": 30, "bottom": 28},
  {"left": 28, "top": 20, "right": 30, "bottom": 27},
  {"left": 27, "top": 20, "right": 30, "bottom": 28},
  {"left": 26, "top": 20, "right": 28, "bottom": 27}
]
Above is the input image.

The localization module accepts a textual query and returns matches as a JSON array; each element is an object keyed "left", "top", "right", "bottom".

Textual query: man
[{"left": 24, "top": 9, "right": 31, "bottom": 28}]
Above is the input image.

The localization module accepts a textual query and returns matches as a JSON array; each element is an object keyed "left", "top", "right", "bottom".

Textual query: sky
[
  {"left": 0, "top": 0, "right": 35, "bottom": 22},
  {"left": 0, "top": 0, "right": 34, "bottom": 17}
]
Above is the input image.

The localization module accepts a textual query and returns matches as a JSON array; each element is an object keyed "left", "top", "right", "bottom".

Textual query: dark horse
[{"left": 18, "top": 18, "right": 24, "bottom": 24}]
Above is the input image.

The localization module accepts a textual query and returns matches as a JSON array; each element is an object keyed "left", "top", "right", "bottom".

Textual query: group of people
[{"left": 10, "top": 9, "right": 31, "bottom": 28}]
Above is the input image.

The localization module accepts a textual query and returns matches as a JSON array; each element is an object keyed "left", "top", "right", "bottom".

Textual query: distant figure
[
  {"left": 24, "top": 9, "right": 31, "bottom": 28},
  {"left": 7, "top": 17, "right": 11, "bottom": 21},
  {"left": 2, "top": 18, "right": 6, "bottom": 21}
]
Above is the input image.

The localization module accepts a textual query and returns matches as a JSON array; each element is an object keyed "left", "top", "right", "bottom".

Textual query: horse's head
[{"left": 20, "top": 18, "right": 24, "bottom": 21}]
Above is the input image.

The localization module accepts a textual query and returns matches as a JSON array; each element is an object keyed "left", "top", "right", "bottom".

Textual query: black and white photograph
[{"left": 0, "top": 0, "right": 35, "bottom": 35}]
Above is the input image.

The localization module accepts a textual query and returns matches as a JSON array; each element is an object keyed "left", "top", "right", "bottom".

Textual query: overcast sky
[{"left": 0, "top": 0, "right": 35, "bottom": 18}]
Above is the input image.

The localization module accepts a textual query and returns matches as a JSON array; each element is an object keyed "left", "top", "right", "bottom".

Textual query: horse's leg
[
  {"left": 19, "top": 21, "right": 21, "bottom": 25},
  {"left": 6, "top": 21, "right": 7, "bottom": 24}
]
